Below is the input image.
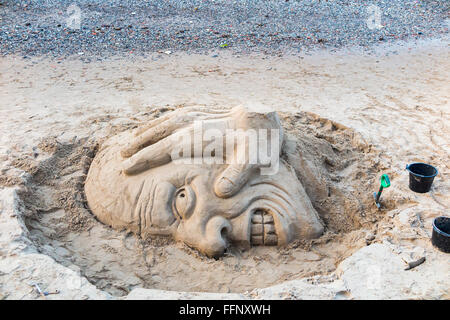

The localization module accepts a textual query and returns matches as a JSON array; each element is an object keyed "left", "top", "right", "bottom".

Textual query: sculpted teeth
[{"left": 250, "top": 210, "right": 278, "bottom": 246}]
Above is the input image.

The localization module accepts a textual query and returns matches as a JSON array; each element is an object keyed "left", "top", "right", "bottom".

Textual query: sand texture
[{"left": 0, "top": 39, "right": 449, "bottom": 299}]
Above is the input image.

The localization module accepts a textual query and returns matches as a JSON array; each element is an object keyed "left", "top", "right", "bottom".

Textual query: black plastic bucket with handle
[
  {"left": 406, "top": 163, "right": 438, "bottom": 193},
  {"left": 431, "top": 216, "right": 450, "bottom": 253}
]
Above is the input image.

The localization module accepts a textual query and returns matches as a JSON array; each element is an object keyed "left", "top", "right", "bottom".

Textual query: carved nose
[{"left": 203, "top": 216, "right": 232, "bottom": 258}]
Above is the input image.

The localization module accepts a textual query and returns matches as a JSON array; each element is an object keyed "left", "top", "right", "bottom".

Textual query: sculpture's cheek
[{"left": 149, "top": 181, "right": 176, "bottom": 227}]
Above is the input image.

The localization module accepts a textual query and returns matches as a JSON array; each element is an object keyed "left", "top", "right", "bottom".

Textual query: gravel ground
[{"left": 0, "top": 0, "right": 449, "bottom": 59}]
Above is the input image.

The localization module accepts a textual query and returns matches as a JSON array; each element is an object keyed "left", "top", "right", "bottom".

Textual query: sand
[{"left": 0, "top": 38, "right": 449, "bottom": 299}]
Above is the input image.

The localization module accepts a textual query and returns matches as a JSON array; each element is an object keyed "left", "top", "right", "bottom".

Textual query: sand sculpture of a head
[{"left": 85, "top": 106, "right": 324, "bottom": 257}]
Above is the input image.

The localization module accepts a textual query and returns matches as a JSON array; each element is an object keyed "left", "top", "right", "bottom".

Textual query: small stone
[
  {"left": 404, "top": 257, "right": 426, "bottom": 270},
  {"left": 304, "top": 252, "right": 321, "bottom": 261},
  {"left": 401, "top": 247, "right": 426, "bottom": 270},
  {"left": 365, "top": 233, "right": 376, "bottom": 243}
]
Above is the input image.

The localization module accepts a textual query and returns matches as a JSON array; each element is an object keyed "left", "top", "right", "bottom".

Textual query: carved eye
[{"left": 173, "top": 186, "right": 195, "bottom": 220}]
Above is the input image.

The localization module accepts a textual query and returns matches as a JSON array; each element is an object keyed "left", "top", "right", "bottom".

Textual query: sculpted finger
[
  {"left": 122, "top": 139, "right": 173, "bottom": 175},
  {"left": 123, "top": 111, "right": 232, "bottom": 158},
  {"left": 181, "top": 106, "right": 231, "bottom": 115},
  {"left": 121, "top": 120, "right": 180, "bottom": 158},
  {"left": 134, "top": 112, "right": 176, "bottom": 136},
  {"left": 133, "top": 106, "right": 224, "bottom": 136},
  {"left": 214, "top": 163, "right": 257, "bottom": 198}
]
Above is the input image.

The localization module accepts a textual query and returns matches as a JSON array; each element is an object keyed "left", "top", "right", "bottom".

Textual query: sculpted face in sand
[{"left": 85, "top": 107, "right": 323, "bottom": 257}]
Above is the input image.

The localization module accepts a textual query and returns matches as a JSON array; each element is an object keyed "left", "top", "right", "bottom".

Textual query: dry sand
[{"left": 0, "top": 38, "right": 449, "bottom": 299}]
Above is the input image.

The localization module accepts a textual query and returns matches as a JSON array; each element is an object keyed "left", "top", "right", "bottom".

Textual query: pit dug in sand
[{"left": 19, "top": 107, "right": 389, "bottom": 297}]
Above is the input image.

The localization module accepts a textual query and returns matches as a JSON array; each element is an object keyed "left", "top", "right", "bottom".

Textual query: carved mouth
[{"left": 250, "top": 209, "right": 278, "bottom": 246}]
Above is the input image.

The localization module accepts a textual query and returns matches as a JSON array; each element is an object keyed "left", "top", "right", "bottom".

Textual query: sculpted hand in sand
[{"left": 85, "top": 107, "right": 323, "bottom": 257}]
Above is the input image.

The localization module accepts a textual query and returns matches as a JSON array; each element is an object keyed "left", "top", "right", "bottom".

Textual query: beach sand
[{"left": 0, "top": 39, "right": 448, "bottom": 299}]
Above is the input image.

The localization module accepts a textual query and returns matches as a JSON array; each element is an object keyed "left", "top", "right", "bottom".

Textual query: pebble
[
  {"left": 0, "top": 0, "right": 447, "bottom": 59},
  {"left": 365, "top": 233, "right": 376, "bottom": 244},
  {"left": 401, "top": 247, "right": 426, "bottom": 270}
]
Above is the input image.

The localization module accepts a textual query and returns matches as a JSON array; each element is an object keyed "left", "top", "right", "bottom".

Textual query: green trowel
[{"left": 374, "top": 174, "right": 390, "bottom": 209}]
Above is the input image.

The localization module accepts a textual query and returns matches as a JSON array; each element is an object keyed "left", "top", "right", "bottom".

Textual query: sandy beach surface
[{"left": 0, "top": 38, "right": 449, "bottom": 299}]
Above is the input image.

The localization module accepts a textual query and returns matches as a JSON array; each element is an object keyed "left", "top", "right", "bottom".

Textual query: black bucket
[
  {"left": 406, "top": 163, "right": 438, "bottom": 193},
  {"left": 431, "top": 216, "right": 450, "bottom": 253}
]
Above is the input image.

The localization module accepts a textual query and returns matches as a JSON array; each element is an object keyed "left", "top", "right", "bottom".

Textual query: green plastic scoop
[
  {"left": 380, "top": 174, "right": 390, "bottom": 188},
  {"left": 374, "top": 174, "right": 390, "bottom": 209}
]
